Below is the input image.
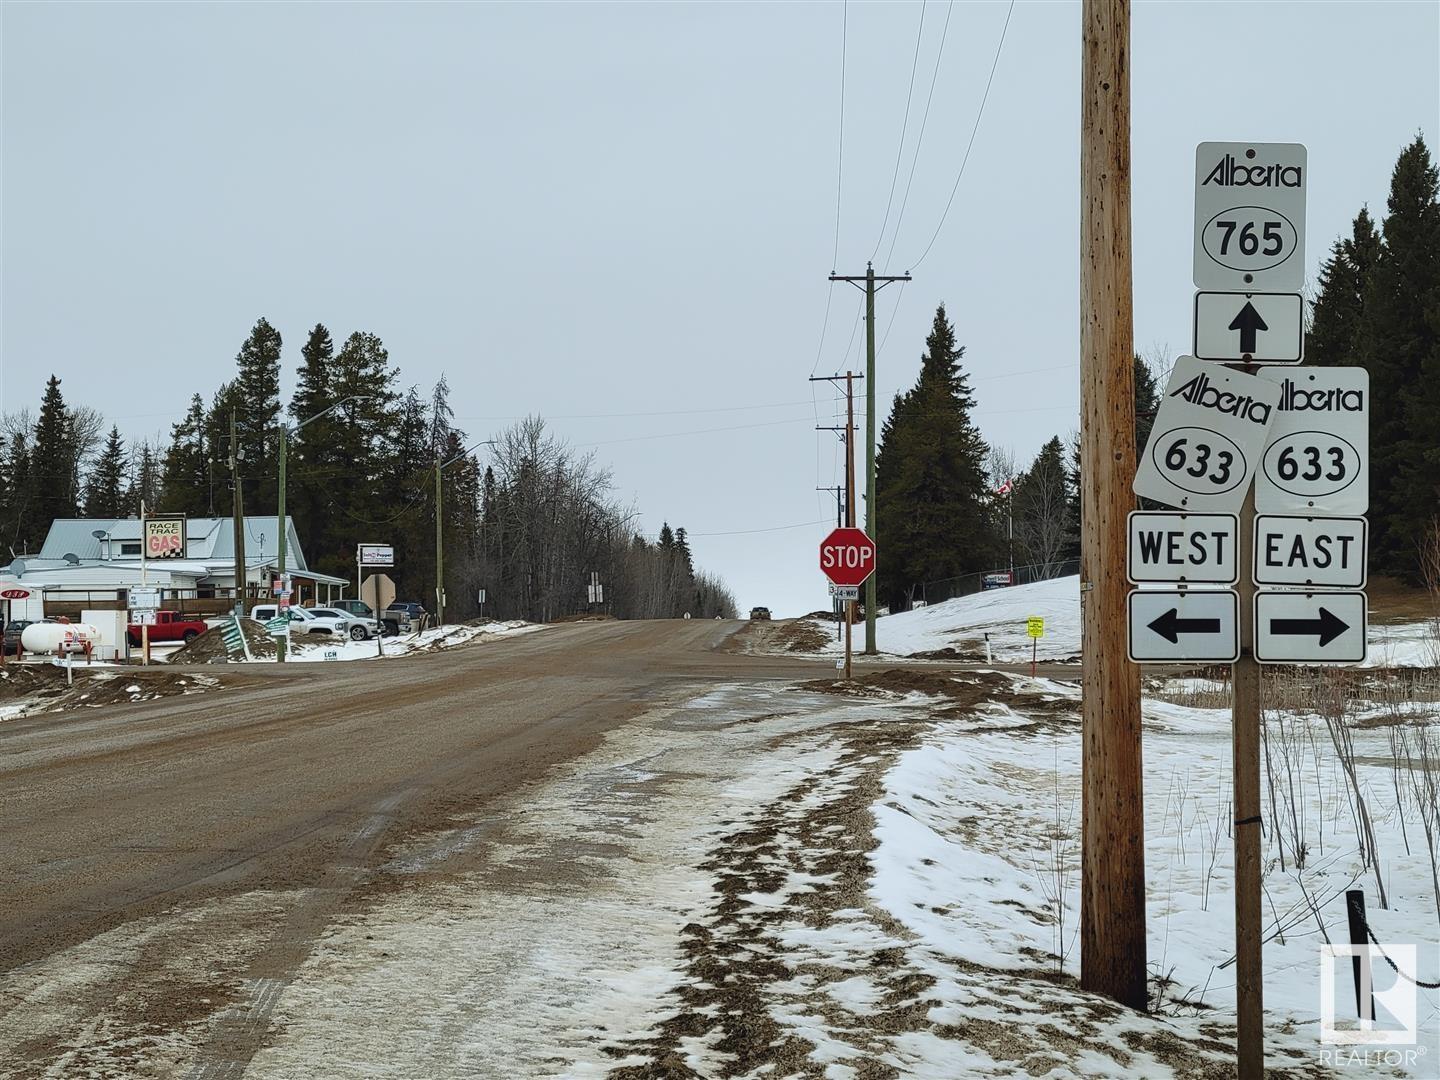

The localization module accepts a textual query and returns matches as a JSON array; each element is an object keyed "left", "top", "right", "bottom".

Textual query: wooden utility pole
[
  {"left": 811, "top": 372, "right": 863, "bottom": 679},
  {"left": 230, "top": 409, "right": 247, "bottom": 620},
  {"left": 830, "top": 263, "right": 909, "bottom": 655},
  {"left": 1079, "top": 0, "right": 1146, "bottom": 1009}
]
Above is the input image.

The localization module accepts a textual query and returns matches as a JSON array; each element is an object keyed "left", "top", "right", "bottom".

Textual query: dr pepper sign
[{"left": 820, "top": 527, "right": 876, "bottom": 588}]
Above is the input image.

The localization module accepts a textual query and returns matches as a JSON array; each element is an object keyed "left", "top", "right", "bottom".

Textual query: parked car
[
  {"left": 749, "top": 606, "right": 772, "bottom": 621},
  {"left": 251, "top": 604, "right": 377, "bottom": 641},
  {"left": 4, "top": 619, "right": 35, "bottom": 652},
  {"left": 389, "top": 602, "right": 427, "bottom": 624},
  {"left": 308, "top": 606, "right": 382, "bottom": 640},
  {"left": 328, "top": 599, "right": 411, "bottom": 636},
  {"left": 127, "top": 610, "right": 208, "bottom": 646}
]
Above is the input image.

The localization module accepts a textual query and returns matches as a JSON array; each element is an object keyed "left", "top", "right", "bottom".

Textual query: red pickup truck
[{"left": 127, "top": 610, "right": 208, "bottom": 646}]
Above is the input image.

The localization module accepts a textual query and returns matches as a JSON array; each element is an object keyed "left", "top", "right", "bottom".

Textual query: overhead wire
[
  {"left": 813, "top": 0, "right": 851, "bottom": 507},
  {"left": 905, "top": 0, "right": 1016, "bottom": 271},
  {"left": 869, "top": 0, "right": 927, "bottom": 264},
  {"left": 690, "top": 519, "right": 832, "bottom": 538},
  {"left": 882, "top": 0, "right": 955, "bottom": 272}
]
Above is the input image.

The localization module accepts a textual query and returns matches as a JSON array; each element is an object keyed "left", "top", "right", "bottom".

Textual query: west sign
[
  {"left": 1127, "top": 511, "right": 1238, "bottom": 585},
  {"left": 1132, "top": 356, "right": 1281, "bottom": 513},
  {"left": 1194, "top": 142, "right": 1307, "bottom": 292}
]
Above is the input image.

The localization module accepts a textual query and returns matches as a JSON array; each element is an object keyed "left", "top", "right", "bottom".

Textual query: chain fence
[{"left": 909, "top": 557, "right": 1080, "bottom": 609}]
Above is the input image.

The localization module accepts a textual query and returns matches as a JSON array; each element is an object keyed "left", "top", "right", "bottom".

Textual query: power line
[
  {"left": 574, "top": 415, "right": 816, "bottom": 448},
  {"left": 906, "top": 0, "right": 1016, "bottom": 271},
  {"left": 870, "top": 0, "right": 928, "bottom": 263},
  {"left": 454, "top": 398, "right": 815, "bottom": 422},
  {"left": 689, "top": 518, "right": 832, "bottom": 538},
  {"left": 883, "top": 0, "right": 955, "bottom": 272}
]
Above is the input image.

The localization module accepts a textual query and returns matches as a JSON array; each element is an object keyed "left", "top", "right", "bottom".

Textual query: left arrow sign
[
  {"left": 1128, "top": 588, "right": 1239, "bottom": 663},
  {"left": 1146, "top": 607, "right": 1222, "bottom": 643}
]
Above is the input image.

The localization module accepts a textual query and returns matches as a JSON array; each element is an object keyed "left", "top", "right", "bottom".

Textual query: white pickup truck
[{"left": 250, "top": 604, "right": 380, "bottom": 641}]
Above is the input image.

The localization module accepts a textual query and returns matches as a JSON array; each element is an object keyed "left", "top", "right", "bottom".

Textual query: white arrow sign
[
  {"left": 1253, "top": 515, "right": 1367, "bottom": 589},
  {"left": 1128, "top": 589, "right": 1240, "bottom": 664},
  {"left": 1254, "top": 367, "right": 1369, "bottom": 515},
  {"left": 1194, "top": 142, "right": 1307, "bottom": 291},
  {"left": 1133, "top": 356, "right": 1281, "bottom": 512},
  {"left": 1254, "top": 590, "right": 1367, "bottom": 665},
  {"left": 1127, "top": 511, "right": 1238, "bottom": 585},
  {"left": 1193, "top": 292, "right": 1303, "bottom": 364}
]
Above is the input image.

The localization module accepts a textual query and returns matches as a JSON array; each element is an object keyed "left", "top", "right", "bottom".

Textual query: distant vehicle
[
  {"left": 128, "top": 610, "right": 207, "bottom": 646},
  {"left": 390, "top": 602, "right": 427, "bottom": 622},
  {"left": 250, "top": 604, "right": 376, "bottom": 641},
  {"left": 749, "top": 607, "right": 771, "bottom": 621}
]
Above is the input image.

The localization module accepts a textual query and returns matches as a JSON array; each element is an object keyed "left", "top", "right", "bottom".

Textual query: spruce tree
[
  {"left": 3, "top": 433, "right": 32, "bottom": 552},
  {"left": 160, "top": 394, "right": 211, "bottom": 516},
  {"left": 874, "top": 304, "right": 997, "bottom": 610},
  {"left": 1133, "top": 355, "right": 1159, "bottom": 457},
  {"left": 31, "top": 376, "right": 78, "bottom": 529},
  {"left": 126, "top": 443, "right": 161, "bottom": 514},
  {"left": 1307, "top": 208, "right": 1382, "bottom": 367},
  {"left": 1012, "top": 436, "right": 1074, "bottom": 574},
  {"left": 1355, "top": 136, "right": 1440, "bottom": 576},
  {"left": 233, "top": 318, "right": 284, "bottom": 502},
  {"left": 302, "top": 331, "right": 400, "bottom": 580},
  {"left": 84, "top": 427, "right": 128, "bottom": 517},
  {"left": 288, "top": 325, "right": 340, "bottom": 563}
]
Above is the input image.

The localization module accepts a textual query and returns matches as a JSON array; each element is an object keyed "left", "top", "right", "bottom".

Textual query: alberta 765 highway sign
[{"left": 1194, "top": 142, "right": 1306, "bottom": 292}]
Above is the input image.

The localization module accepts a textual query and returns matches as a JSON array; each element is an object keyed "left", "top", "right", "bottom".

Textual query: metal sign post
[
  {"left": 1026, "top": 617, "right": 1044, "bottom": 677},
  {"left": 1127, "top": 140, "right": 1343, "bottom": 1076}
]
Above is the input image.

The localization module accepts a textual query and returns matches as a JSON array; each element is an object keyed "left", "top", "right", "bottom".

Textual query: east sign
[{"left": 1253, "top": 515, "right": 1367, "bottom": 589}]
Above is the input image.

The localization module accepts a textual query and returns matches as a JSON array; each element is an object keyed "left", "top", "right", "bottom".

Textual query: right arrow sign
[{"left": 1254, "top": 589, "right": 1367, "bottom": 664}]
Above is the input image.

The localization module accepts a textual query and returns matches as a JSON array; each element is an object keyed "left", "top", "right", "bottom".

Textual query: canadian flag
[{"left": 995, "top": 479, "right": 1013, "bottom": 496}]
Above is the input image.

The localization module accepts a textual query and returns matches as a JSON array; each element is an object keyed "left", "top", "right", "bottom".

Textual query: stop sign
[{"left": 819, "top": 527, "right": 876, "bottom": 587}]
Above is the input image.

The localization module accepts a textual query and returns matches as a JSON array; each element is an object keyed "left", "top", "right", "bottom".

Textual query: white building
[{"left": 1, "top": 517, "right": 349, "bottom": 619}]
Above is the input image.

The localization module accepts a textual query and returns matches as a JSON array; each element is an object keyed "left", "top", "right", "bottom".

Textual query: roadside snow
[
  {"left": 259, "top": 620, "right": 541, "bottom": 663},
  {"left": 802, "top": 575, "right": 1440, "bottom": 667},
  {"left": 871, "top": 674, "right": 1440, "bottom": 1074}
]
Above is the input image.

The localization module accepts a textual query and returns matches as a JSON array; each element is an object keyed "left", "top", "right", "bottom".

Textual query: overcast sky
[{"left": 3, "top": 1, "right": 1437, "bottom": 618}]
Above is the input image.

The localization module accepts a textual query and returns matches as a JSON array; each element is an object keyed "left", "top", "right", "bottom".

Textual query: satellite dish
[
  {"left": 63, "top": 553, "right": 80, "bottom": 565},
  {"left": 10, "top": 559, "right": 26, "bottom": 575},
  {"left": 91, "top": 529, "right": 108, "bottom": 539}
]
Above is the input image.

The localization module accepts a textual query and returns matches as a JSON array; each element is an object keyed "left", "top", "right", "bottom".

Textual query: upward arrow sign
[{"left": 1228, "top": 301, "right": 1269, "bottom": 354}]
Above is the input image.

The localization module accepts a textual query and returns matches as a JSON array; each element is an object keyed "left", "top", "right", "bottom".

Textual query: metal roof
[{"left": 38, "top": 517, "right": 311, "bottom": 569}]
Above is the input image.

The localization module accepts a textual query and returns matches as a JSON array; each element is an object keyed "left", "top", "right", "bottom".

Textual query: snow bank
[
  {"left": 267, "top": 620, "right": 541, "bottom": 663},
  {"left": 806, "top": 574, "right": 1439, "bottom": 667},
  {"left": 869, "top": 675, "right": 1440, "bottom": 1071}
]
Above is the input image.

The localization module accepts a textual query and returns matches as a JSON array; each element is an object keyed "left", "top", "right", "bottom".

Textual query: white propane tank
[{"left": 21, "top": 622, "right": 99, "bottom": 655}]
